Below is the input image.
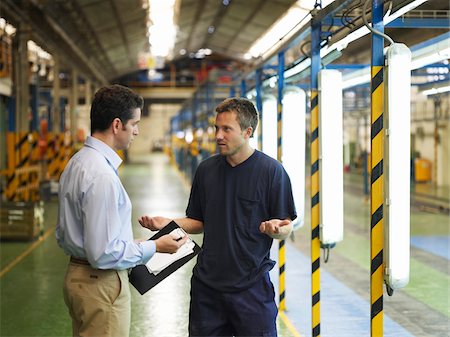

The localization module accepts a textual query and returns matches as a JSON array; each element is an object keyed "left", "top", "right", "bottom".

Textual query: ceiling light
[
  {"left": 148, "top": 0, "right": 177, "bottom": 60},
  {"left": 282, "top": 48, "right": 341, "bottom": 80},
  {"left": 342, "top": 67, "right": 371, "bottom": 89},
  {"left": 422, "top": 85, "right": 450, "bottom": 96},
  {"left": 194, "top": 48, "right": 212, "bottom": 59},
  {"left": 410, "top": 47, "right": 450, "bottom": 70},
  {"left": 247, "top": 6, "right": 309, "bottom": 58},
  {"left": 342, "top": 34, "right": 449, "bottom": 89},
  {"left": 27, "top": 40, "right": 52, "bottom": 61},
  {"left": 284, "top": 59, "right": 311, "bottom": 78},
  {"left": 0, "top": 17, "right": 16, "bottom": 36},
  {"left": 246, "top": 0, "right": 336, "bottom": 59}
]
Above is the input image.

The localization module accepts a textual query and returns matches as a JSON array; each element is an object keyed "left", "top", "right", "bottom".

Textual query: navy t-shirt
[{"left": 186, "top": 150, "right": 297, "bottom": 292}]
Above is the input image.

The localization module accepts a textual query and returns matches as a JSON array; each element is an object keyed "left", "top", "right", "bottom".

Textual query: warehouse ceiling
[
  {"left": 0, "top": 0, "right": 448, "bottom": 90},
  {"left": 0, "top": 0, "right": 297, "bottom": 85}
]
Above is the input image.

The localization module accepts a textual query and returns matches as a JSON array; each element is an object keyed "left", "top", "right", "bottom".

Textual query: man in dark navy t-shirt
[{"left": 139, "top": 97, "right": 296, "bottom": 337}]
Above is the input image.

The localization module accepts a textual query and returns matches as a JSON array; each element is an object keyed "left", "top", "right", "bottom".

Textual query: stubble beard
[{"left": 220, "top": 140, "right": 245, "bottom": 157}]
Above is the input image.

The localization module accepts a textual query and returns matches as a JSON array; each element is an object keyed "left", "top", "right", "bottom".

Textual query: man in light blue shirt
[{"left": 56, "top": 84, "right": 186, "bottom": 337}]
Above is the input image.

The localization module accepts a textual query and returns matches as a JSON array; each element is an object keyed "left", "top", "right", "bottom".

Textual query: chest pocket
[
  {"left": 236, "top": 195, "right": 260, "bottom": 230},
  {"left": 235, "top": 195, "right": 266, "bottom": 271}
]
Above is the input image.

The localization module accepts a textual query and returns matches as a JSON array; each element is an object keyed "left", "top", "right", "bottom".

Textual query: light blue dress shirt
[{"left": 56, "top": 136, "right": 155, "bottom": 270}]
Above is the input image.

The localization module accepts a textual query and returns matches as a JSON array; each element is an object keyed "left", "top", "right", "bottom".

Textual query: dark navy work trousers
[{"left": 189, "top": 273, "right": 278, "bottom": 337}]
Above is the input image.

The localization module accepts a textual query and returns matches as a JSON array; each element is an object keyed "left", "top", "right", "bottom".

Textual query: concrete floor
[{"left": 0, "top": 153, "right": 449, "bottom": 337}]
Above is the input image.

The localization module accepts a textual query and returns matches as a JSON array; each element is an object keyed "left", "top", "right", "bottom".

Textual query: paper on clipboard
[
  {"left": 145, "top": 228, "right": 195, "bottom": 274},
  {"left": 129, "top": 220, "right": 201, "bottom": 295}
]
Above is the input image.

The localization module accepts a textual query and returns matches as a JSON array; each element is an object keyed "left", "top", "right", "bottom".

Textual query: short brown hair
[
  {"left": 215, "top": 97, "right": 258, "bottom": 137},
  {"left": 90, "top": 84, "right": 143, "bottom": 133}
]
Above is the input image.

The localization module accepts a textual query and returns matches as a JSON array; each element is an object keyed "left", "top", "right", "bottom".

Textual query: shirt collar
[{"left": 84, "top": 136, "right": 123, "bottom": 171}]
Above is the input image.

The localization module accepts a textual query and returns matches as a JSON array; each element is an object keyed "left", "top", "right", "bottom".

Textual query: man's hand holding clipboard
[
  {"left": 153, "top": 227, "right": 188, "bottom": 253},
  {"left": 130, "top": 220, "right": 201, "bottom": 295}
]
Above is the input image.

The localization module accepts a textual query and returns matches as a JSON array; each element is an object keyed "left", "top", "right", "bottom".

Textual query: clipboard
[{"left": 129, "top": 220, "right": 201, "bottom": 295}]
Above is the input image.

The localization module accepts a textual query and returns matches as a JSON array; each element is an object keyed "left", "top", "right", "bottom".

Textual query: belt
[
  {"left": 69, "top": 256, "right": 130, "bottom": 274},
  {"left": 70, "top": 256, "right": 91, "bottom": 266}
]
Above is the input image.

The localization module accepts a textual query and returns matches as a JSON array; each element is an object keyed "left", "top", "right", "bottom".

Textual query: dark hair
[
  {"left": 90, "top": 84, "right": 144, "bottom": 133},
  {"left": 215, "top": 97, "right": 259, "bottom": 137}
]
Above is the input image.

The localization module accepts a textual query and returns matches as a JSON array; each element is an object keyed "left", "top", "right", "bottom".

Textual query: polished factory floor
[{"left": 0, "top": 153, "right": 449, "bottom": 337}]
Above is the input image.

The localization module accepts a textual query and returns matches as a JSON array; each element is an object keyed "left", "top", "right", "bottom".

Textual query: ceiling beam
[
  {"left": 0, "top": 0, "right": 108, "bottom": 84},
  {"left": 200, "top": 2, "right": 231, "bottom": 50},
  {"left": 184, "top": 0, "right": 208, "bottom": 52},
  {"left": 66, "top": 0, "right": 117, "bottom": 78},
  {"left": 224, "top": 0, "right": 266, "bottom": 55},
  {"left": 109, "top": 0, "right": 134, "bottom": 68},
  {"left": 133, "top": 86, "right": 196, "bottom": 100}
]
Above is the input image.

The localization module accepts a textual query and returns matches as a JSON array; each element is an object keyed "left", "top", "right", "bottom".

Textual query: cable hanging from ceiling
[{"left": 362, "top": 0, "right": 395, "bottom": 45}]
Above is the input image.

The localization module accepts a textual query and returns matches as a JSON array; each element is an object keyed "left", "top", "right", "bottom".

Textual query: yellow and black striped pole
[
  {"left": 16, "top": 131, "right": 30, "bottom": 201},
  {"left": 255, "top": 68, "right": 263, "bottom": 151},
  {"left": 5, "top": 132, "right": 18, "bottom": 201},
  {"left": 277, "top": 51, "right": 287, "bottom": 311},
  {"left": 370, "top": 0, "right": 385, "bottom": 336},
  {"left": 30, "top": 131, "right": 39, "bottom": 201},
  {"left": 48, "top": 133, "right": 62, "bottom": 178},
  {"left": 310, "top": 90, "right": 320, "bottom": 336},
  {"left": 310, "top": 20, "right": 321, "bottom": 337}
]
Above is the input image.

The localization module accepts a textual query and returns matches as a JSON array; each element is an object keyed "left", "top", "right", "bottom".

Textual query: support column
[
  {"left": 13, "top": 22, "right": 30, "bottom": 132},
  {"left": 230, "top": 86, "right": 235, "bottom": 97},
  {"left": 30, "top": 79, "right": 38, "bottom": 132},
  {"left": 276, "top": 51, "right": 287, "bottom": 311},
  {"left": 85, "top": 79, "right": 92, "bottom": 107},
  {"left": 370, "top": 0, "right": 385, "bottom": 336},
  {"left": 191, "top": 92, "right": 198, "bottom": 182},
  {"left": 52, "top": 56, "right": 61, "bottom": 133},
  {"left": 310, "top": 19, "right": 322, "bottom": 337},
  {"left": 240, "top": 79, "right": 246, "bottom": 98},
  {"left": 255, "top": 68, "right": 263, "bottom": 150},
  {"left": 70, "top": 68, "right": 78, "bottom": 141}
]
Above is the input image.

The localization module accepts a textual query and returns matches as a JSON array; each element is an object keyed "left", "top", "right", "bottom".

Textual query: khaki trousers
[{"left": 63, "top": 261, "right": 131, "bottom": 337}]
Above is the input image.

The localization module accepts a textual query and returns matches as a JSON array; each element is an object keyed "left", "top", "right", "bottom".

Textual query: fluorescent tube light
[
  {"left": 422, "top": 85, "right": 450, "bottom": 96},
  {"left": 262, "top": 96, "right": 278, "bottom": 160},
  {"left": 246, "top": 0, "right": 336, "bottom": 59},
  {"left": 342, "top": 41, "right": 449, "bottom": 89},
  {"left": 342, "top": 67, "right": 371, "bottom": 89},
  {"left": 411, "top": 47, "right": 450, "bottom": 70},
  {"left": 282, "top": 88, "right": 306, "bottom": 229},
  {"left": 319, "top": 69, "right": 344, "bottom": 245},
  {"left": 148, "top": 0, "right": 177, "bottom": 59},
  {"left": 384, "top": 43, "right": 411, "bottom": 290},
  {"left": 284, "top": 59, "right": 311, "bottom": 78}
]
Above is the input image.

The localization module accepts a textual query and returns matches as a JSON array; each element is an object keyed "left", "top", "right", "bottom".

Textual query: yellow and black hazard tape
[
  {"left": 310, "top": 90, "right": 320, "bottom": 337},
  {"left": 370, "top": 65, "right": 384, "bottom": 337},
  {"left": 277, "top": 100, "right": 287, "bottom": 311},
  {"left": 4, "top": 132, "right": 40, "bottom": 201}
]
